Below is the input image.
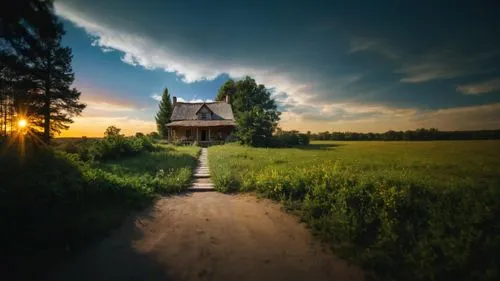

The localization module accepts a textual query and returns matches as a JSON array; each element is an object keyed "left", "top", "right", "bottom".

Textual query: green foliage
[
  {"left": 155, "top": 88, "right": 173, "bottom": 138},
  {"left": 104, "top": 125, "right": 122, "bottom": 137},
  {"left": 211, "top": 168, "right": 236, "bottom": 193},
  {"left": 147, "top": 131, "right": 161, "bottom": 139},
  {"left": 208, "top": 141, "right": 500, "bottom": 281},
  {"left": 272, "top": 130, "right": 310, "bottom": 147},
  {"left": 311, "top": 128, "right": 500, "bottom": 141},
  {"left": 1, "top": 141, "right": 199, "bottom": 280},
  {"left": 72, "top": 126, "right": 156, "bottom": 161},
  {"left": 216, "top": 76, "right": 280, "bottom": 147},
  {"left": 236, "top": 107, "right": 275, "bottom": 146},
  {"left": 215, "top": 79, "right": 237, "bottom": 101}
]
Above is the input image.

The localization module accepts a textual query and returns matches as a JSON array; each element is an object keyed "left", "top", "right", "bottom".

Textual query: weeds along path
[{"left": 48, "top": 193, "right": 363, "bottom": 281}]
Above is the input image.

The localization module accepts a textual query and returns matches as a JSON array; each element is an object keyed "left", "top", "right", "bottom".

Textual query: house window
[
  {"left": 200, "top": 112, "right": 208, "bottom": 120},
  {"left": 185, "top": 129, "right": 191, "bottom": 138}
]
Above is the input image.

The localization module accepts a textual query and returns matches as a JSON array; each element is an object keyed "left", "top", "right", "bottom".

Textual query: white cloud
[
  {"left": 150, "top": 94, "right": 213, "bottom": 103},
  {"left": 176, "top": 97, "right": 214, "bottom": 103},
  {"left": 150, "top": 93, "right": 162, "bottom": 101},
  {"left": 55, "top": 4, "right": 220, "bottom": 82},
  {"left": 457, "top": 77, "right": 500, "bottom": 95},
  {"left": 54, "top": 2, "right": 317, "bottom": 110}
]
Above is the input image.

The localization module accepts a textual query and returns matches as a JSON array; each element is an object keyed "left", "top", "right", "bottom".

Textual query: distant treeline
[{"left": 307, "top": 128, "right": 500, "bottom": 141}]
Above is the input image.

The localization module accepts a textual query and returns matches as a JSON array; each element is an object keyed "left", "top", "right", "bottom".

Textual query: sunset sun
[{"left": 18, "top": 119, "right": 27, "bottom": 128}]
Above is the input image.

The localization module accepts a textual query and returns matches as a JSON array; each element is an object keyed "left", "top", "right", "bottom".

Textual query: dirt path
[{"left": 49, "top": 193, "right": 363, "bottom": 281}]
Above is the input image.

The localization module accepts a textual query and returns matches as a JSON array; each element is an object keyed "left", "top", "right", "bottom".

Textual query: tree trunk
[
  {"left": 3, "top": 99, "right": 6, "bottom": 136},
  {"left": 43, "top": 85, "right": 51, "bottom": 144}
]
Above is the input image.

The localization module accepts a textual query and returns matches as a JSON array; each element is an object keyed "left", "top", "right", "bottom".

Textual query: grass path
[{"left": 48, "top": 193, "right": 363, "bottom": 281}]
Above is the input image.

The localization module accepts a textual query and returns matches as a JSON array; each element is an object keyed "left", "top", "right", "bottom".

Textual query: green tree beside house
[
  {"left": 155, "top": 87, "right": 173, "bottom": 138},
  {"left": 216, "top": 76, "right": 280, "bottom": 146}
]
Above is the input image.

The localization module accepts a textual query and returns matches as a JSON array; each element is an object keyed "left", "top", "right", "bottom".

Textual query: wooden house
[{"left": 166, "top": 95, "right": 236, "bottom": 145}]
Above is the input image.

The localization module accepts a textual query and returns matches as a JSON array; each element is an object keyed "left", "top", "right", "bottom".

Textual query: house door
[{"left": 201, "top": 129, "right": 207, "bottom": 141}]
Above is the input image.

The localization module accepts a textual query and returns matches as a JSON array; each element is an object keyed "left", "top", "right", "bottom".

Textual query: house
[{"left": 166, "top": 95, "right": 236, "bottom": 144}]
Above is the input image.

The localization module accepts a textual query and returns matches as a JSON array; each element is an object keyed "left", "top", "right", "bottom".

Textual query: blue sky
[{"left": 54, "top": 0, "right": 500, "bottom": 136}]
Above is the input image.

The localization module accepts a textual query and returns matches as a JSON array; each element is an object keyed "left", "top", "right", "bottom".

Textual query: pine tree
[
  {"left": 155, "top": 88, "right": 173, "bottom": 138},
  {"left": 1, "top": 0, "right": 59, "bottom": 138},
  {"left": 29, "top": 22, "right": 86, "bottom": 142}
]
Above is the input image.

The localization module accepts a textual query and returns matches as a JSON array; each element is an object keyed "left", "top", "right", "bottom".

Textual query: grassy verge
[
  {"left": 0, "top": 142, "right": 199, "bottom": 280},
  {"left": 208, "top": 141, "right": 500, "bottom": 281}
]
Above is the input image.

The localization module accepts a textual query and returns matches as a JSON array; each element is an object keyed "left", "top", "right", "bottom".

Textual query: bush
[
  {"left": 271, "top": 131, "right": 310, "bottom": 147},
  {"left": 69, "top": 135, "right": 155, "bottom": 162},
  {"left": 147, "top": 131, "right": 161, "bottom": 140}
]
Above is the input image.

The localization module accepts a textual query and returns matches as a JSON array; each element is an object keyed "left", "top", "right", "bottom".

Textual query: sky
[{"left": 54, "top": 0, "right": 500, "bottom": 137}]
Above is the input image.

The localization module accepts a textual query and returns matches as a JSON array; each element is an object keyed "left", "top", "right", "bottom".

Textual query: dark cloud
[{"left": 55, "top": 0, "right": 500, "bottom": 119}]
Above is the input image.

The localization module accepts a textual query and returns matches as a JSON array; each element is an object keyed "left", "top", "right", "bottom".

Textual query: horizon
[{"left": 53, "top": 1, "right": 500, "bottom": 137}]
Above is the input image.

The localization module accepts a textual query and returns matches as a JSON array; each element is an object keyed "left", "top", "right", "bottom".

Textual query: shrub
[
  {"left": 271, "top": 131, "right": 310, "bottom": 147},
  {"left": 67, "top": 130, "right": 156, "bottom": 162},
  {"left": 147, "top": 131, "right": 161, "bottom": 140}
]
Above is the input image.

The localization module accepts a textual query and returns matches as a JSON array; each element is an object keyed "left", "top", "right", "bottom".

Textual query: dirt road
[{"left": 49, "top": 193, "right": 363, "bottom": 281}]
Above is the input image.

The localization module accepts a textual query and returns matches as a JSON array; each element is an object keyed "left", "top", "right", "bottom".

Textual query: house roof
[
  {"left": 170, "top": 102, "right": 235, "bottom": 121},
  {"left": 195, "top": 103, "right": 214, "bottom": 115},
  {"left": 167, "top": 120, "right": 237, "bottom": 127}
]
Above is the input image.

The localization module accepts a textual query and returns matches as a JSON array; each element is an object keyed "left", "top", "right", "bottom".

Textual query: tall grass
[
  {"left": 0, "top": 142, "right": 199, "bottom": 280},
  {"left": 208, "top": 141, "right": 500, "bottom": 281},
  {"left": 96, "top": 145, "right": 200, "bottom": 193}
]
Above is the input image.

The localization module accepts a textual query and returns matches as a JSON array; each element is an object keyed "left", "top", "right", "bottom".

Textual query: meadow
[
  {"left": 0, "top": 137, "right": 199, "bottom": 280},
  {"left": 208, "top": 141, "right": 500, "bottom": 281}
]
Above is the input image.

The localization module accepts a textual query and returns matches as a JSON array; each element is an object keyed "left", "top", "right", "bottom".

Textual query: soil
[{"left": 48, "top": 192, "right": 364, "bottom": 281}]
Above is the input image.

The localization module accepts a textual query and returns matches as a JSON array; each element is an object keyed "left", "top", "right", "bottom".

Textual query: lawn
[{"left": 208, "top": 141, "right": 500, "bottom": 281}]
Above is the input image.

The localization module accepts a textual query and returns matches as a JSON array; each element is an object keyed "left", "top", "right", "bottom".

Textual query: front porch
[{"left": 168, "top": 125, "right": 234, "bottom": 146}]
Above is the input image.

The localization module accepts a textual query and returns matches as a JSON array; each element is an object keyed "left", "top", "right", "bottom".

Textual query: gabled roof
[
  {"left": 195, "top": 103, "right": 214, "bottom": 115},
  {"left": 170, "top": 102, "right": 235, "bottom": 121},
  {"left": 167, "top": 120, "right": 236, "bottom": 127}
]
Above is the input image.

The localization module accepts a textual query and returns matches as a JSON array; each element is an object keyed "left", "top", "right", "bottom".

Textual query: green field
[
  {"left": 208, "top": 141, "right": 500, "bottom": 281},
  {"left": 209, "top": 140, "right": 500, "bottom": 189}
]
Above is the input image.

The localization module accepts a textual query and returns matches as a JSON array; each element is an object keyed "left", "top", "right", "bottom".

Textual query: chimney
[
  {"left": 173, "top": 96, "right": 177, "bottom": 105},
  {"left": 225, "top": 94, "right": 230, "bottom": 103}
]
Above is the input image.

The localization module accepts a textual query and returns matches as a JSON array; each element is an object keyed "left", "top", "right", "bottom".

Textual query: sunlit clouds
[
  {"left": 457, "top": 77, "right": 500, "bottom": 95},
  {"left": 53, "top": 1, "right": 500, "bottom": 136}
]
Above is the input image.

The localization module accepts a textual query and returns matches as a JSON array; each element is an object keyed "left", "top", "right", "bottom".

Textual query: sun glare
[{"left": 18, "top": 119, "right": 27, "bottom": 128}]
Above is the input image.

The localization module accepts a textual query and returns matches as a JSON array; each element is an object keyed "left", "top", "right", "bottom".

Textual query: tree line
[
  {"left": 308, "top": 128, "right": 500, "bottom": 141},
  {"left": 0, "top": 0, "right": 85, "bottom": 143}
]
